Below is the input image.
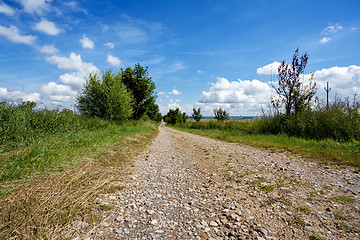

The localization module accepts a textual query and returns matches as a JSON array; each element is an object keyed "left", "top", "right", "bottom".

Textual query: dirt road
[{"left": 66, "top": 126, "right": 359, "bottom": 239}]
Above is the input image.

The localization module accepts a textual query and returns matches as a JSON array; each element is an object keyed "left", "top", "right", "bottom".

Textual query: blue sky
[{"left": 0, "top": 0, "right": 359, "bottom": 116}]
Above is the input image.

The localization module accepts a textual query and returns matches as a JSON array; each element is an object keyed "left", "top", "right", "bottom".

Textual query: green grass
[
  {"left": 0, "top": 121, "right": 157, "bottom": 183},
  {"left": 175, "top": 125, "right": 360, "bottom": 167},
  {"left": 0, "top": 120, "right": 158, "bottom": 239}
]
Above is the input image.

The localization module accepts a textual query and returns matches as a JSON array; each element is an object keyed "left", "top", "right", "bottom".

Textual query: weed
[
  {"left": 297, "top": 205, "right": 311, "bottom": 213},
  {"left": 333, "top": 210, "right": 347, "bottom": 220},
  {"left": 309, "top": 233, "right": 327, "bottom": 240},
  {"left": 225, "top": 185, "right": 233, "bottom": 189},
  {"left": 332, "top": 195, "right": 355, "bottom": 202}
]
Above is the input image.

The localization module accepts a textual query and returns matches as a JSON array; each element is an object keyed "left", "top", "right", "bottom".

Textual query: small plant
[
  {"left": 332, "top": 195, "right": 355, "bottom": 202},
  {"left": 214, "top": 108, "right": 230, "bottom": 121},
  {"left": 333, "top": 210, "right": 347, "bottom": 220},
  {"left": 309, "top": 233, "right": 327, "bottom": 240},
  {"left": 192, "top": 107, "right": 202, "bottom": 122},
  {"left": 297, "top": 205, "right": 311, "bottom": 213}
]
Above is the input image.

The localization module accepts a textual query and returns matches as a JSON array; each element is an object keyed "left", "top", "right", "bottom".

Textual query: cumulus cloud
[
  {"left": 40, "top": 82, "right": 77, "bottom": 96},
  {"left": 197, "top": 70, "right": 204, "bottom": 74},
  {"left": 256, "top": 61, "right": 281, "bottom": 75},
  {"left": 168, "top": 89, "right": 182, "bottom": 95},
  {"left": 38, "top": 44, "right": 58, "bottom": 54},
  {"left": 307, "top": 65, "right": 360, "bottom": 101},
  {"left": 79, "top": 34, "right": 94, "bottom": 49},
  {"left": 33, "top": 18, "right": 61, "bottom": 35},
  {"left": 0, "top": 2, "right": 16, "bottom": 16},
  {"left": 106, "top": 54, "right": 121, "bottom": 67},
  {"left": 19, "top": 0, "right": 51, "bottom": 14},
  {"left": 46, "top": 52, "right": 99, "bottom": 89},
  {"left": 0, "top": 87, "right": 40, "bottom": 102},
  {"left": 104, "top": 42, "right": 114, "bottom": 48},
  {"left": 0, "top": 25, "right": 36, "bottom": 45},
  {"left": 39, "top": 82, "right": 77, "bottom": 104},
  {"left": 200, "top": 77, "right": 272, "bottom": 104}
]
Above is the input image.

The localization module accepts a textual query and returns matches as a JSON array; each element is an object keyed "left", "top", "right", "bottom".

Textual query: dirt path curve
[{"left": 68, "top": 126, "right": 359, "bottom": 240}]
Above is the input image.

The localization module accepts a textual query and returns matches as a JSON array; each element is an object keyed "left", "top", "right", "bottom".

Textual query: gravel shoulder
[{"left": 65, "top": 126, "right": 360, "bottom": 240}]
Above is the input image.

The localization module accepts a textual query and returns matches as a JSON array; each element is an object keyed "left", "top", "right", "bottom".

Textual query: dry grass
[{"left": 0, "top": 131, "right": 157, "bottom": 239}]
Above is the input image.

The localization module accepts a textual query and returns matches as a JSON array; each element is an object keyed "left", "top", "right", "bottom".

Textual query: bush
[
  {"left": 76, "top": 70, "right": 134, "bottom": 121},
  {"left": 163, "top": 108, "right": 188, "bottom": 125},
  {"left": 214, "top": 108, "right": 230, "bottom": 121}
]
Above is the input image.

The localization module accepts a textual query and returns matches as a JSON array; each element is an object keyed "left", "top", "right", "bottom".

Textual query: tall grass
[
  {"left": 178, "top": 97, "right": 360, "bottom": 167},
  {"left": 0, "top": 101, "right": 110, "bottom": 152},
  {"left": 258, "top": 97, "right": 360, "bottom": 141}
]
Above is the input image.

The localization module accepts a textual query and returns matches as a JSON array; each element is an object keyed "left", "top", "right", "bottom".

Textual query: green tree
[
  {"left": 272, "top": 48, "right": 317, "bottom": 116},
  {"left": 214, "top": 108, "right": 230, "bottom": 121},
  {"left": 121, "top": 63, "right": 159, "bottom": 120},
  {"left": 192, "top": 107, "right": 202, "bottom": 122},
  {"left": 76, "top": 70, "right": 133, "bottom": 121},
  {"left": 163, "top": 108, "right": 188, "bottom": 125}
]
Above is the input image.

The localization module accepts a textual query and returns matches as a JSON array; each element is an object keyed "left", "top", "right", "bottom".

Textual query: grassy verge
[
  {"left": 0, "top": 120, "right": 158, "bottom": 239},
  {"left": 175, "top": 125, "right": 360, "bottom": 168}
]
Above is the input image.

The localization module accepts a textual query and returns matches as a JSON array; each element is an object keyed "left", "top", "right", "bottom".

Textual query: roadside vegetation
[
  {"left": 174, "top": 49, "right": 360, "bottom": 167},
  {"left": 0, "top": 63, "right": 161, "bottom": 238}
]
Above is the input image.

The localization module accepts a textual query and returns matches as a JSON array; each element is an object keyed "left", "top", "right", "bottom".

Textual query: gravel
[{"left": 64, "top": 126, "right": 360, "bottom": 240}]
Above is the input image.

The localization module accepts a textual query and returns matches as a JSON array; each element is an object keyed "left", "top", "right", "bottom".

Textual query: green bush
[
  {"left": 76, "top": 70, "right": 134, "bottom": 121},
  {"left": 163, "top": 108, "right": 188, "bottom": 125}
]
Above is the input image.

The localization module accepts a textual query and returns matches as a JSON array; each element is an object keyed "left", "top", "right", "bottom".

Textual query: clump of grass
[
  {"left": 297, "top": 205, "right": 311, "bottom": 213},
  {"left": 332, "top": 195, "right": 355, "bottom": 202}
]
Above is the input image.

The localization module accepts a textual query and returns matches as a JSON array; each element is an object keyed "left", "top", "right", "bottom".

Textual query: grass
[
  {"left": 0, "top": 120, "right": 158, "bottom": 239},
  {"left": 175, "top": 124, "right": 360, "bottom": 167},
  {"left": 332, "top": 195, "right": 355, "bottom": 202}
]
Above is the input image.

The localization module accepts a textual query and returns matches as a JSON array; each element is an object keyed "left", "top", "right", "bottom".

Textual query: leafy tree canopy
[
  {"left": 121, "top": 63, "right": 158, "bottom": 120},
  {"left": 163, "top": 108, "right": 188, "bottom": 125},
  {"left": 76, "top": 70, "right": 133, "bottom": 122}
]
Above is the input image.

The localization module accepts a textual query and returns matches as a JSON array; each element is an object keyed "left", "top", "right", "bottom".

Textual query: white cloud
[
  {"left": 197, "top": 70, "right": 204, "bottom": 74},
  {"left": 39, "top": 82, "right": 77, "bottom": 104},
  {"left": 257, "top": 61, "right": 281, "bottom": 75},
  {"left": 307, "top": 65, "right": 360, "bottom": 101},
  {"left": 79, "top": 34, "right": 94, "bottom": 49},
  {"left": 46, "top": 52, "right": 99, "bottom": 89},
  {"left": 200, "top": 77, "right": 272, "bottom": 104},
  {"left": 0, "top": 2, "right": 16, "bottom": 16},
  {"left": 104, "top": 42, "right": 114, "bottom": 48},
  {"left": 40, "top": 82, "right": 77, "bottom": 96},
  {"left": 19, "top": 0, "right": 51, "bottom": 14},
  {"left": 168, "top": 89, "right": 182, "bottom": 95},
  {"left": 0, "top": 25, "right": 36, "bottom": 45},
  {"left": 322, "top": 23, "right": 343, "bottom": 34},
  {"left": 198, "top": 77, "right": 273, "bottom": 115},
  {"left": 320, "top": 37, "right": 331, "bottom": 44},
  {"left": 33, "top": 18, "right": 61, "bottom": 35},
  {"left": 38, "top": 44, "right": 59, "bottom": 54},
  {"left": 106, "top": 54, "right": 122, "bottom": 67},
  {"left": 167, "top": 61, "right": 187, "bottom": 73},
  {"left": 0, "top": 87, "right": 40, "bottom": 102},
  {"left": 158, "top": 91, "right": 167, "bottom": 95}
]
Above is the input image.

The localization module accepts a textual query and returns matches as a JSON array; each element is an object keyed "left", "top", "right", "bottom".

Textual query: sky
[{"left": 0, "top": 0, "right": 359, "bottom": 116}]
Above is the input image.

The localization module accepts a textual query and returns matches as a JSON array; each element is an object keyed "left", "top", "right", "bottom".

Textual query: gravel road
[{"left": 67, "top": 126, "right": 359, "bottom": 240}]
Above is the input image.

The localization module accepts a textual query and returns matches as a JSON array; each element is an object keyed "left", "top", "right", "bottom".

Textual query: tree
[
  {"left": 214, "top": 108, "right": 230, "bottom": 121},
  {"left": 76, "top": 70, "right": 133, "bottom": 121},
  {"left": 272, "top": 48, "right": 317, "bottom": 116},
  {"left": 121, "top": 63, "right": 159, "bottom": 120},
  {"left": 192, "top": 107, "right": 202, "bottom": 122},
  {"left": 163, "top": 108, "right": 188, "bottom": 125}
]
